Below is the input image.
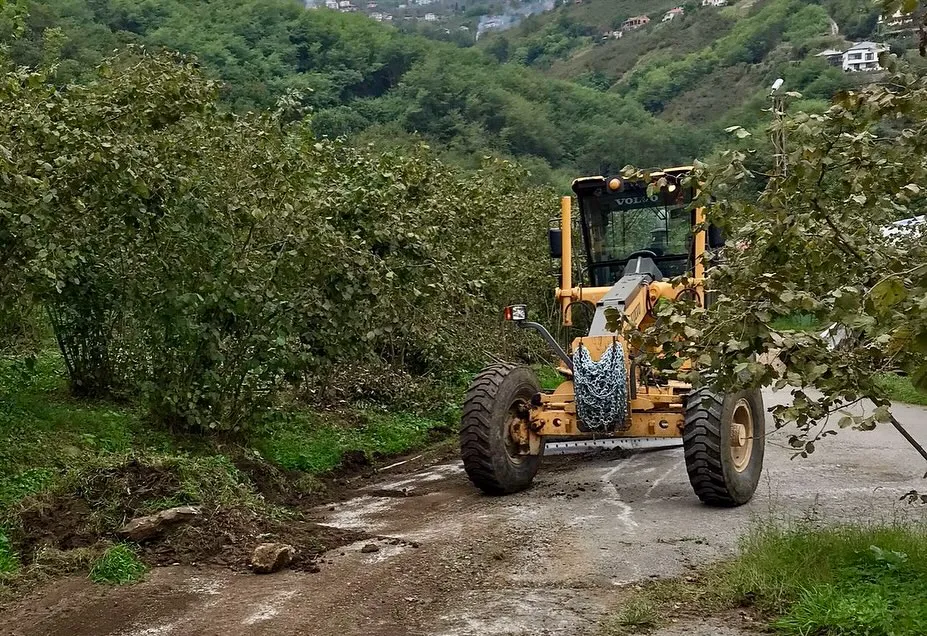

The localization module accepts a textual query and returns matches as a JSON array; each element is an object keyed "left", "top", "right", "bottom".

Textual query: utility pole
[{"left": 769, "top": 78, "right": 787, "bottom": 178}]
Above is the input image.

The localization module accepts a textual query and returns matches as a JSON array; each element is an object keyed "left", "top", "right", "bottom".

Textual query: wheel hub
[
  {"left": 730, "top": 423, "right": 747, "bottom": 447},
  {"left": 729, "top": 399, "right": 754, "bottom": 473},
  {"left": 506, "top": 402, "right": 531, "bottom": 460}
]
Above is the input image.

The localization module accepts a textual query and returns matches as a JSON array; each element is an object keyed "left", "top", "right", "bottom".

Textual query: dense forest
[
  {"left": 3, "top": 0, "right": 890, "bottom": 185},
  {"left": 0, "top": 0, "right": 706, "bottom": 182}
]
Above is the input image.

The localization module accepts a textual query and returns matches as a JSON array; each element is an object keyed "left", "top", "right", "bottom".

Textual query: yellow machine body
[{"left": 514, "top": 167, "right": 704, "bottom": 454}]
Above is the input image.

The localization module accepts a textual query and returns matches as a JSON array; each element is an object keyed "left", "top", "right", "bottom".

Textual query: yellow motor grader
[{"left": 459, "top": 166, "right": 765, "bottom": 506}]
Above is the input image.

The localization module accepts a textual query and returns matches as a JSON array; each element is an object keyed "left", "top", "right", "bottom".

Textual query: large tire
[
  {"left": 683, "top": 388, "right": 765, "bottom": 507},
  {"left": 460, "top": 364, "right": 542, "bottom": 495}
]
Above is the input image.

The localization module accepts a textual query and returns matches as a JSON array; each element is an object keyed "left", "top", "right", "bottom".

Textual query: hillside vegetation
[
  {"left": 4, "top": 0, "right": 711, "bottom": 182},
  {"left": 479, "top": 0, "right": 895, "bottom": 133}
]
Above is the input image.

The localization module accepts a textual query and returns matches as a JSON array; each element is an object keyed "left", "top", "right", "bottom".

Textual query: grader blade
[{"left": 543, "top": 437, "right": 683, "bottom": 456}]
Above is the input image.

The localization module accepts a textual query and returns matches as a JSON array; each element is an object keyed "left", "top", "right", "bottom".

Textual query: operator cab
[{"left": 571, "top": 169, "right": 696, "bottom": 286}]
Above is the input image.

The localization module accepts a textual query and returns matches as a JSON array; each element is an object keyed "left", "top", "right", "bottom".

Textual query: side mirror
[
  {"left": 708, "top": 225, "right": 725, "bottom": 249},
  {"left": 548, "top": 228, "right": 562, "bottom": 259}
]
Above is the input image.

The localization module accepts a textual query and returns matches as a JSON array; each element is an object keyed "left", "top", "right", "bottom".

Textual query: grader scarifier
[{"left": 460, "top": 167, "right": 765, "bottom": 506}]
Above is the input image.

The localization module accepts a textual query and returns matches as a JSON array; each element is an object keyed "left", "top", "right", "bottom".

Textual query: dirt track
[{"left": 3, "top": 390, "right": 927, "bottom": 636}]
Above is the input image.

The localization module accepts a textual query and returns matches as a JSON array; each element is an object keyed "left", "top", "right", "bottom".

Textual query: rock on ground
[
  {"left": 251, "top": 543, "right": 296, "bottom": 574},
  {"left": 117, "top": 506, "right": 201, "bottom": 542}
]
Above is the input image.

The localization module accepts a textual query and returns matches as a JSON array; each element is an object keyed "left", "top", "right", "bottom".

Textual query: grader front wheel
[
  {"left": 683, "top": 388, "right": 765, "bottom": 507},
  {"left": 460, "top": 364, "right": 542, "bottom": 495}
]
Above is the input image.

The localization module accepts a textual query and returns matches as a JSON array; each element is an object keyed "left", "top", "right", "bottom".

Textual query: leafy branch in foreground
[{"left": 632, "top": 64, "right": 927, "bottom": 451}]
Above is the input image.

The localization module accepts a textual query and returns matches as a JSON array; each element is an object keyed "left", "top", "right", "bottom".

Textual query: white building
[
  {"left": 701, "top": 0, "right": 726, "bottom": 7},
  {"left": 879, "top": 9, "right": 915, "bottom": 31},
  {"left": 662, "top": 7, "right": 684, "bottom": 22},
  {"left": 815, "top": 48, "right": 844, "bottom": 67},
  {"left": 370, "top": 11, "right": 384, "bottom": 20},
  {"left": 424, "top": 12, "right": 437, "bottom": 21},
  {"left": 621, "top": 15, "right": 650, "bottom": 30},
  {"left": 842, "top": 41, "right": 888, "bottom": 72},
  {"left": 325, "top": 0, "right": 339, "bottom": 8}
]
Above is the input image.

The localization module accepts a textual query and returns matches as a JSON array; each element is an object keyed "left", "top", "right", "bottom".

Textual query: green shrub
[{"left": 0, "top": 50, "right": 556, "bottom": 432}]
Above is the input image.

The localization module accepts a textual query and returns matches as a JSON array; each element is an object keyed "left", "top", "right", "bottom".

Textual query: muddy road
[{"left": 3, "top": 391, "right": 927, "bottom": 636}]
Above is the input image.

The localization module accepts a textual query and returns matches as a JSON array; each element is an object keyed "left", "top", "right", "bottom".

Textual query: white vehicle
[
  {"left": 822, "top": 215, "right": 924, "bottom": 348},
  {"left": 882, "top": 214, "right": 925, "bottom": 238}
]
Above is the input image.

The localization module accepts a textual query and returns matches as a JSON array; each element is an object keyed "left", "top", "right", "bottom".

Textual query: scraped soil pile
[
  {"left": 139, "top": 509, "right": 368, "bottom": 571},
  {"left": 13, "top": 459, "right": 367, "bottom": 572},
  {"left": 16, "top": 460, "right": 181, "bottom": 561}
]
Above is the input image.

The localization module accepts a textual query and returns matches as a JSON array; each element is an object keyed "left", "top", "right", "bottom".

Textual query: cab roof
[{"left": 571, "top": 166, "right": 694, "bottom": 195}]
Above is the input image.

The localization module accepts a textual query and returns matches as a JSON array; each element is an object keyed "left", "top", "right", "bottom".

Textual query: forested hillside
[
  {"left": 4, "top": 0, "right": 921, "bottom": 181},
  {"left": 478, "top": 0, "right": 896, "bottom": 130},
  {"left": 2, "top": 0, "right": 711, "bottom": 182}
]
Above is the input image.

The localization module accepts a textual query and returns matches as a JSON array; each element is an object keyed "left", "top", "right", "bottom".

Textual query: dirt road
[{"left": 3, "top": 391, "right": 926, "bottom": 636}]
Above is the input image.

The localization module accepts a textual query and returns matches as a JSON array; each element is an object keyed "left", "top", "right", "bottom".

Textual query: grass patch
[
  {"left": 534, "top": 364, "right": 565, "bottom": 391},
  {"left": 88, "top": 544, "right": 147, "bottom": 585},
  {"left": 875, "top": 373, "right": 927, "bottom": 406},
  {"left": 601, "top": 598, "right": 658, "bottom": 635},
  {"left": 605, "top": 523, "right": 927, "bottom": 635},
  {"left": 252, "top": 410, "right": 447, "bottom": 473}
]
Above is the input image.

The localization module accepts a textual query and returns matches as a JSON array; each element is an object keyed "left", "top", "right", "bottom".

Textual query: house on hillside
[
  {"left": 621, "top": 15, "right": 650, "bottom": 31},
  {"left": 662, "top": 7, "right": 684, "bottom": 22},
  {"left": 338, "top": 0, "right": 355, "bottom": 11},
  {"left": 843, "top": 41, "right": 888, "bottom": 72},
  {"left": 325, "top": 0, "right": 339, "bottom": 9},
  {"left": 370, "top": 11, "right": 384, "bottom": 20},
  {"left": 815, "top": 48, "right": 844, "bottom": 67},
  {"left": 424, "top": 12, "right": 437, "bottom": 21},
  {"left": 701, "top": 0, "right": 726, "bottom": 7},
  {"left": 879, "top": 9, "right": 916, "bottom": 32}
]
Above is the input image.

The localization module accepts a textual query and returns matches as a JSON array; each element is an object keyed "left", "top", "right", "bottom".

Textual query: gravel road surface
[{"left": 3, "top": 390, "right": 926, "bottom": 636}]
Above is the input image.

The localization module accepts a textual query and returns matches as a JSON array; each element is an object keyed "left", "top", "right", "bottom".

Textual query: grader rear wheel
[
  {"left": 460, "top": 364, "right": 542, "bottom": 495},
  {"left": 683, "top": 388, "right": 765, "bottom": 507}
]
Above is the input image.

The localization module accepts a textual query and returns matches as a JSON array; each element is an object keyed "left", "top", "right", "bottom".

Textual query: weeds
[
  {"left": 0, "top": 532, "right": 18, "bottom": 575},
  {"left": 88, "top": 544, "right": 147, "bottom": 585},
  {"left": 0, "top": 349, "right": 456, "bottom": 588},
  {"left": 603, "top": 523, "right": 927, "bottom": 635},
  {"left": 601, "top": 599, "right": 659, "bottom": 635}
]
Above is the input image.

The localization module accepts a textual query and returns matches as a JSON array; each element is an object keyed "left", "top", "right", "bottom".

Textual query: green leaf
[{"left": 869, "top": 277, "right": 907, "bottom": 309}]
